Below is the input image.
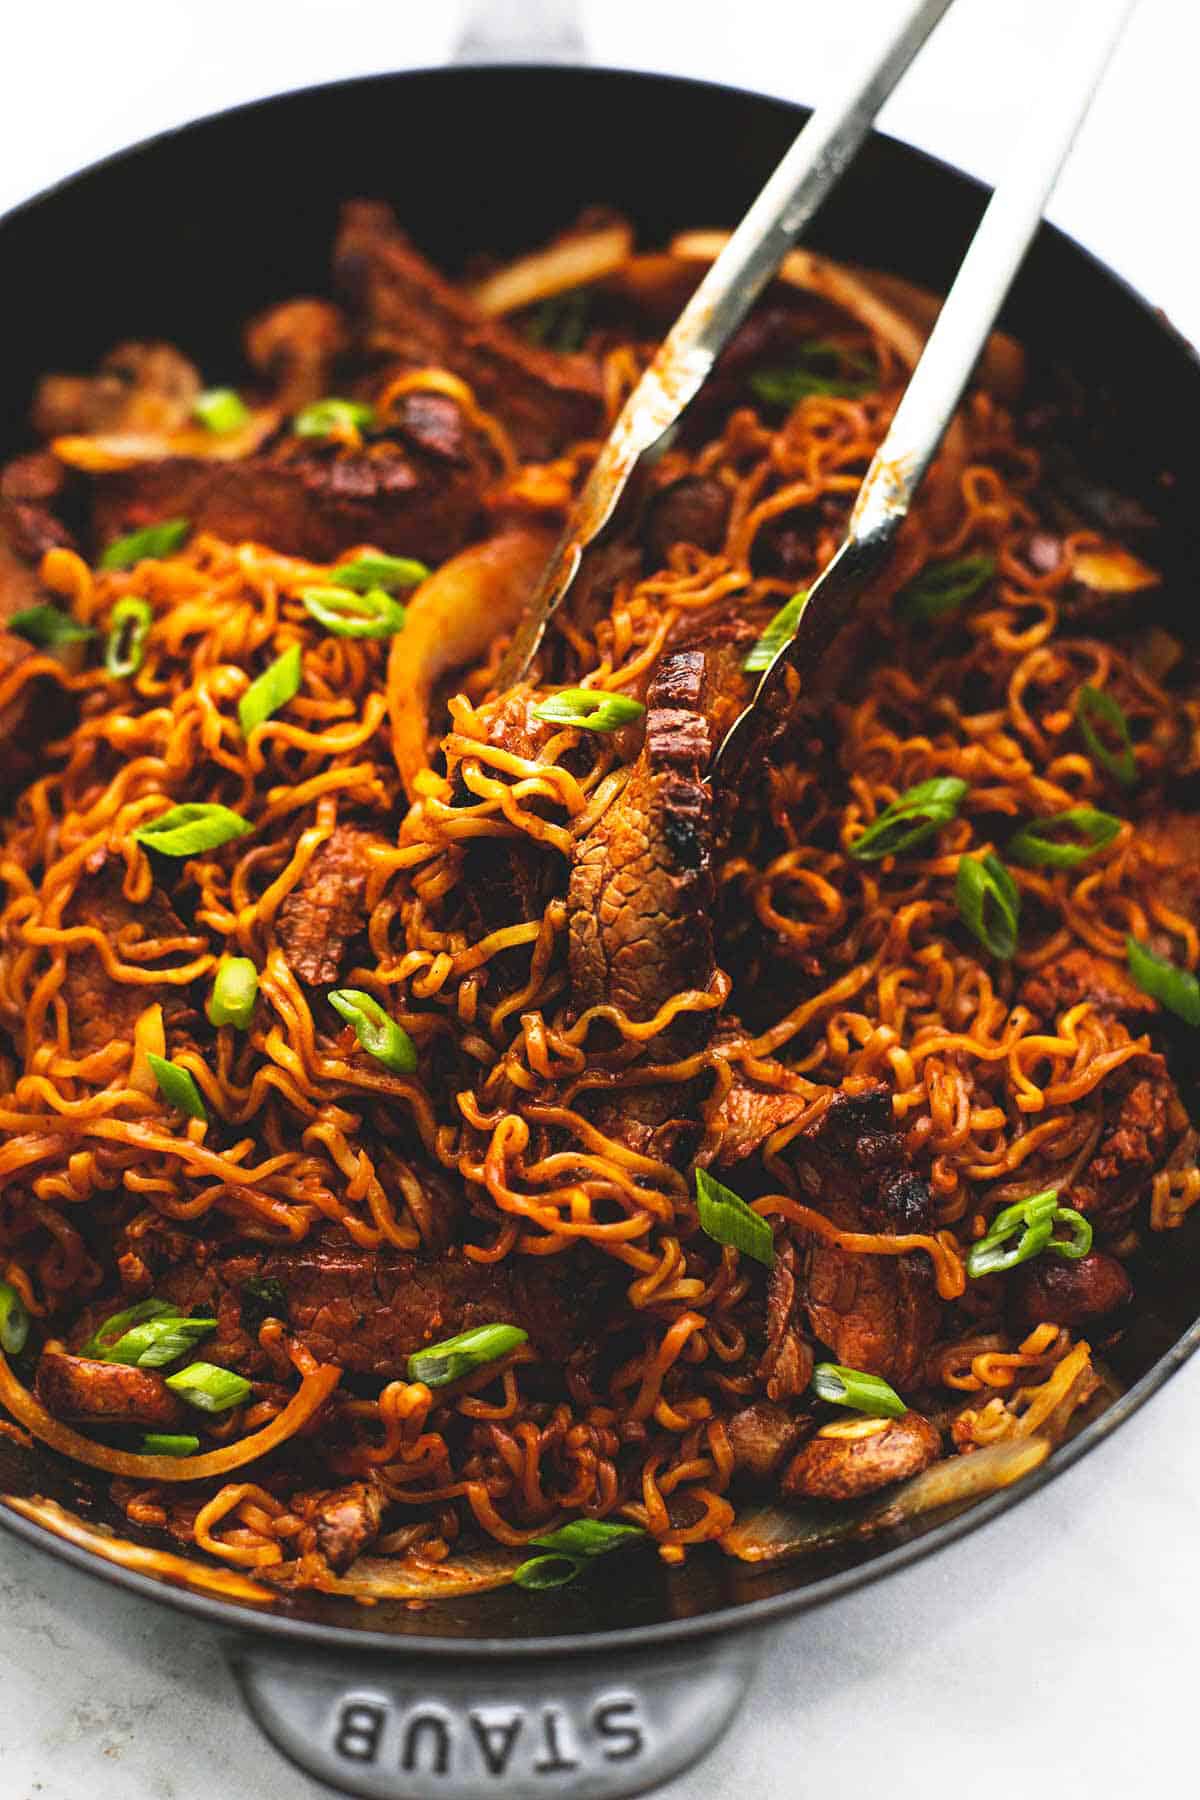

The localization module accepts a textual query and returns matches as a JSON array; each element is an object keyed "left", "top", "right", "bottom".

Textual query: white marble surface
[{"left": 0, "top": 1, "right": 1191, "bottom": 1795}]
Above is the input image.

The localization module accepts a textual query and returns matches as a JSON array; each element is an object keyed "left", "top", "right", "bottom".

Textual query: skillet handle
[
  {"left": 453, "top": 0, "right": 586, "bottom": 64},
  {"left": 230, "top": 1627, "right": 762, "bottom": 1799}
]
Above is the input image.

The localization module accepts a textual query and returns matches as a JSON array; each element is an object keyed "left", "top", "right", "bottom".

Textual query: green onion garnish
[
  {"left": 1007, "top": 807, "right": 1121, "bottom": 870},
  {"left": 1126, "top": 937, "right": 1200, "bottom": 1027},
  {"left": 1075, "top": 684, "right": 1137, "bottom": 788},
  {"left": 750, "top": 341, "right": 875, "bottom": 409},
  {"left": 512, "top": 1554, "right": 585, "bottom": 1589},
  {"left": 104, "top": 596, "right": 152, "bottom": 677},
  {"left": 299, "top": 585, "right": 407, "bottom": 640},
  {"left": 897, "top": 554, "right": 996, "bottom": 625},
  {"left": 742, "top": 591, "right": 810, "bottom": 674},
  {"left": 293, "top": 398, "right": 376, "bottom": 439},
  {"left": 100, "top": 519, "right": 191, "bottom": 571},
  {"left": 133, "top": 802, "right": 253, "bottom": 857},
  {"left": 328, "top": 554, "right": 430, "bottom": 594},
  {"left": 811, "top": 1363, "right": 907, "bottom": 1419},
  {"left": 531, "top": 688, "right": 646, "bottom": 733},
  {"left": 8, "top": 604, "right": 94, "bottom": 648},
  {"left": 695, "top": 1168, "right": 775, "bottom": 1267},
  {"left": 141, "top": 1433, "right": 200, "bottom": 1457},
  {"left": 406, "top": 1323, "right": 528, "bottom": 1389},
  {"left": 512, "top": 1518, "right": 647, "bottom": 1589},
  {"left": 849, "top": 777, "right": 968, "bottom": 862},
  {"left": 164, "top": 1361, "right": 252, "bottom": 1413},
  {"left": 81, "top": 1297, "right": 175, "bottom": 1359},
  {"left": 147, "top": 1054, "right": 208, "bottom": 1122},
  {"left": 0, "top": 1281, "right": 31, "bottom": 1355},
  {"left": 98, "top": 1313, "right": 217, "bottom": 1369},
  {"left": 192, "top": 388, "right": 250, "bottom": 434},
  {"left": 966, "top": 1188, "right": 1092, "bottom": 1279},
  {"left": 207, "top": 957, "right": 259, "bottom": 1031},
  {"left": 238, "top": 643, "right": 302, "bottom": 737},
  {"left": 955, "top": 851, "right": 1020, "bottom": 960},
  {"left": 525, "top": 289, "right": 590, "bottom": 353},
  {"left": 328, "top": 988, "right": 418, "bottom": 1074}
]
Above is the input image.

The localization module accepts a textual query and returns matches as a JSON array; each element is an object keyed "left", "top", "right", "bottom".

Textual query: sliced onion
[
  {"left": 1069, "top": 543, "right": 1160, "bottom": 594},
  {"left": 52, "top": 408, "right": 279, "bottom": 472},
  {"left": 388, "top": 526, "right": 554, "bottom": 801},
  {"left": 2, "top": 1494, "right": 277, "bottom": 1601},
  {"left": 471, "top": 223, "right": 634, "bottom": 319},
  {"left": 313, "top": 1545, "right": 525, "bottom": 1599},
  {"left": 0, "top": 1347, "right": 339, "bottom": 1481},
  {"left": 720, "top": 1436, "right": 1050, "bottom": 1564},
  {"left": 848, "top": 266, "right": 1025, "bottom": 400}
]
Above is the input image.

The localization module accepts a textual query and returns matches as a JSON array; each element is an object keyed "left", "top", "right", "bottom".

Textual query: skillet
[{"left": 0, "top": 48, "right": 1198, "bottom": 1800}]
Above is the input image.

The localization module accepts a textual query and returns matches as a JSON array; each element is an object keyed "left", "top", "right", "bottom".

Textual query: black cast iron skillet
[{"left": 1, "top": 61, "right": 1198, "bottom": 1800}]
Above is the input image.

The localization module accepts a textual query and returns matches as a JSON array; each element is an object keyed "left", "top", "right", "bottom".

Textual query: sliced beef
[
  {"left": 781, "top": 1410, "right": 941, "bottom": 1502},
  {"left": 1020, "top": 949, "right": 1153, "bottom": 1024},
  {"left": 725, "top": 1401, "right": 807, "bottom": 1482},
  {"left": 154, "top": 1231, "right": 600, "bottom": 1381},
  {"left": 642, "top": 475, "right": 729, "bottom": 566},
  {"left": 306, "top": 1474, "right": 386, "bottom": 1572},
  {"left": 1067, "top": 1058, "right": 1183, "bottom": 1230},
  {"left": 35, "top": 1351, "right": 185, "bottom": 1428},
  {"left": 706, "top": 1071, "right": 811, "bottom": 1168},
  {"left": 1009, "top": 1249, "right": 1132, "bottom": 1336},
  {"left": 60, "top": 863, "right": 201, "bottom": 1051},
  {"left": 789, "top": 1087, "right": 940, "bottom": 1389},
  {"left": 568, "top": 648, "right": 716, "bottom": 1026},
  {"left": 90, "top": 433, "right": 485, "bottom": 568},
  {"left": 276, "top": 824, "right": 374, "bottom": 987},
  {"left": 33, "top": 341, "right": 202, "bottom": 440},
  {"left": 1136, "top": 812, "right": 1200, "bottom": 926},
  {"left": 244, "top": 298, "right": 349, "bottom": 413},
  {"left": 758, "top": 1242, "right": 813, "bottom": 1401},
  {"left": 0, "top": 468, "right": 79, "bottom": 755},
  {"left": 334, "top": 200, "right": 603, "bottom": 461}
]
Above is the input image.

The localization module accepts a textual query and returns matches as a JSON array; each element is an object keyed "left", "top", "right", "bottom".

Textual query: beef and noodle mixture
[{"left": 0, "top": 202, "right": 1195, "bottom": 1600}]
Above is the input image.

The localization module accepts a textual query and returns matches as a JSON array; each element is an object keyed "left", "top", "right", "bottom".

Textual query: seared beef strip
[
  {"left": 334, "top": 201, "right": 603, "bottom": 462},
  {"left": 244, "top": 298, "right": 349, "bottom": 413},
  {"left": 789, "top": 1087, "right": 940, "bottom": 1389},
  {"left": 758, "top": 1242, "right": 813, "bottom": 1401},
  {"left": 33, "top": 341, "right": 202, "bottom": 440},
  {"left": 1009, "top": 1249, "right": 1132, "bottom": 1336},
  {"left": 304, "top": 1474, "right": 386, "bottom": 1572},
  {"left": 276, "top": 823, "right": 376, "bottom": 987},
  {"left": 54, "top": 863, "right": 201, "bottom": 1052},
  {"left": 1067, "top": 1056, "right": 1183, "bottom": 1230},
  {"left": 725, "top": 1401, "right": 808, "bottom": 1482},
  {"left": 1019, "top": 948, "right": 1153, "bottom": 1024},
  {"left": 36, "top": 1351, "right": 186, "bottom": 1428}
]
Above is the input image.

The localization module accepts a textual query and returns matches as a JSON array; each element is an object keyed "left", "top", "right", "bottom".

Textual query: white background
[{"left": 0, "top": 2, "right": 1193, "bottom": 1796}]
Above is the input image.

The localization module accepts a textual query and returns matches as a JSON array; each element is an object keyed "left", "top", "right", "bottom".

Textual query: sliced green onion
[
  {"left": 1127, "top": 937, "right": 1200, "bottom": 1027},
  {"left": 104, "top": 596, "right": 152, "bottom": 677},
  {"left": 811, "top": 1362, "right": 907, "bottom": 1419},
  {"left": 207, "top": 957, "right": 259, "bottom": 1031},
  {"left": 328, "top": 988, "right": 418, "bottom": 1074},
  {"left": 407, "top": 1323, "right": 528, "bottom": 1389},
  {"left": 0, "top": 1281, "right": 31, "bottom": 1355},
  {"left": 147, "top": 1054, "right": 208, "bottom": 1123},
  {"left": 299, "top": 585, "right": 407, "bottom": 640},
  {"left": 99, "top": 1313, "right": 217, "bottom": 1369},
  {"left": 695, "top": 1168, "right": 775, "bottom": 1268},
  {"left": 849, "top": 776, "right": 969, "bottom": 862},
  {"left": 100, "top": 518, "right": 190, "bottom": 571},
  {"left": 8, "top": 604, "right": 94, "bottom": 648},
  {"left": 164, "top": 1361, "right": 252, "bottom": 1413},
  {"left": 750, "top": 341, "right": 875, "bottom": 409},
  {"left": 1076, "top": 684, "right": 1137, "bottom": 788},
  {"left": 1007, "top": 807, "right": 1121, "bottom": 869},
  {"left": 531, "top": 688, "right": 646, "bottom": 733},
  {"left": 525, "top": 289, "right": 590, "bottom": 352},
  {"left": 897, "top": 554, "right": 995, "bottom": 625},
  {"left": 742, "top": 590, "right": 810, "bottom": 674},
  {"left": 293, "top": 397, "right": 375, "bottom": 439},
  {"left": 965, "top": 1188, "right": 1090, "bottom": 1279},
  {"left": 329, "top": 554, "right": 430, "bottom": 594},
  {"left": 240, "top": 1277, "right": 288, "bottom": 1330},
  {"left": 81, "top": 1297, "right": 175, "bottom": 1359},
  {"left": 955, "top": 851, "right": 1020, "bottom": 960},
  {"left": 133, "top": 802, "right": 253, "bottom": 857},
  {"left": 528, "top": 1519, "right": 645, "bottom": 1557},
  {"left": 141, "top": 1433, "right": 200, "bottom": 1457},
  {"left": 512, "top": 1553, "right": 585, "bottom": 1590},
  {"left": 192, "top": 388, "right": 250, "bottom": 434},
  {"left": 238, "top": 643, "right": 302, "bottom": 737}
]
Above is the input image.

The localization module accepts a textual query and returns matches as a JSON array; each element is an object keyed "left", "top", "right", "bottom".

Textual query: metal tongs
[{"left": 496, "top": 0, "right": 1138, "bottom": 771}]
